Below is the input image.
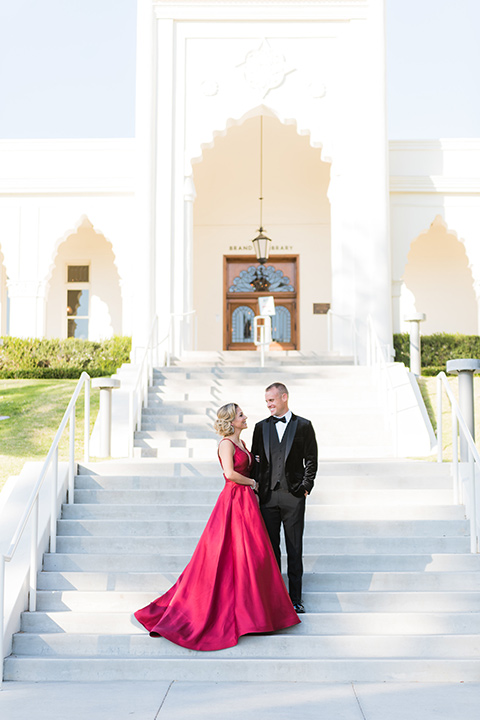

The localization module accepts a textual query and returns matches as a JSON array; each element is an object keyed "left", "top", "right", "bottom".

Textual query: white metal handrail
[
  {"left": 127, "top": 311, "right": 198, "bottom": 457},
  {"left": 436, "top": 371, "right": 479, "bottom": 553},
  {"left": 167, "top": 310, "right": 197, "bottom": 366},
  {"left": 0, "top": 371, "right": 91, "bottom": 684},
  {"left": 367, "top": 315, "right": 398, "bottom": 455},
  {"left": 128, "top": 316, "right": 159, "bottom": 458},
  {"left": 326, "top": 310, "right": 358, "bottom": 365}
]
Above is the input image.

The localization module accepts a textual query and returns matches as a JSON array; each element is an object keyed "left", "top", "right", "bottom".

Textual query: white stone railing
[
  {"left": 128, "top": 316, "right": 159, "bottom": 457},
  {"left": 0, "top": 372, "right": 91, "bottom": 685},
  {"left": 166, "top": 310, "right": 197, "bottom": 365},
  {"left": 436, "top": 371, "right": 479, "bottom": 553},
  {"left": 367, "top": 315, "right": 398, "bottom": 456},
  {"left": 326, "top": 310, "right": 359, "bottom": 365}
]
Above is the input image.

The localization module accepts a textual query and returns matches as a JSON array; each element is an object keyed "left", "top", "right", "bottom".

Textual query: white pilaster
[
  {"left": 132, "top": 0, "right": 157, "bottom": 360},
  {"left": 154, "top": 16, "right": 175, "bottom": 344}
]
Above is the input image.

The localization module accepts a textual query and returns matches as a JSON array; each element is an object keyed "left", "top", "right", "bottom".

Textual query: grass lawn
[
  {"left": 0, "top": 379, "right": 100, "bottom": 492},
  {"left": 418, "top": 375, "right": 480, "bottom": 461}
]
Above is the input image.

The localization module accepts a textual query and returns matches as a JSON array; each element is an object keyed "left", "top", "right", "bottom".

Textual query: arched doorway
[
  {"left": 403, "top": 217, "right": 477, "bottom": 334},
  {"left": 192, "top": 114, "right": 331, "bottom": 352},
  {"left": 45, "top": 217, "right": 123, "bottom": 340}
]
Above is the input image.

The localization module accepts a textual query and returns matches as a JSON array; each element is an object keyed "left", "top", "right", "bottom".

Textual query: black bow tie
[{"left": 273, "top": 416, "right": 286, "bottom": 424}]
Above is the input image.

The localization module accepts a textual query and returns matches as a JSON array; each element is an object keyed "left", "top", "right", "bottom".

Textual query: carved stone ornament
[
  {"left": 239, "top": 40, "right": 293, "bottom": 98},
  {"left": 308, "top": 80, "right": 327, "bottom": 99},
  {"left": 200, "top": 80, "right": 219, "bottom": 97}
]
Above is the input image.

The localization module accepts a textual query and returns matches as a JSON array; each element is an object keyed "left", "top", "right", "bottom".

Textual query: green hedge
[
  {"left": 394, "top": 333, "right": 480, "bottom": 376},
  {"left": 0, "top": 336, "right": 131, "bottom": 379}
]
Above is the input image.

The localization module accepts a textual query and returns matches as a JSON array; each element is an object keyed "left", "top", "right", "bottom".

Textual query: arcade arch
[
  {"left": 402, "top": 217, "right": 477, "bottom": 335},
  {"left": 45, "top": 217, "right": 122, "bottom": 340},
  {"left": 191, "top": 114, "right": 331, "bottom": 351}
]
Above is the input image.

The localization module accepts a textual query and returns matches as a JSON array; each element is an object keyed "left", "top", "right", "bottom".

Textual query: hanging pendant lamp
[{"left": 251, "top": 115, "right": 272, "bottom": 265}]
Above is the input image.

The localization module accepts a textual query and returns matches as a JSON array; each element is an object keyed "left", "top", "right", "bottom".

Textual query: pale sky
[{"left": 0, "top": 0, "right": 478, "bottom": 140}]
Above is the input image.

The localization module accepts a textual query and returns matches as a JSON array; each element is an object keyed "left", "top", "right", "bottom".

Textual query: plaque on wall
[{"left": 313, "top": 303, "right": 331, "bottom": 315}]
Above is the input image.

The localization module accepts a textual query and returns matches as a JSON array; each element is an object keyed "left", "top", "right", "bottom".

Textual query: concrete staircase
[
  {"left": 4, "top": 358, "right": 480, "bottom": 682},
  {"left": 133, "top": 360, "right": 394, "bottom": 459}
]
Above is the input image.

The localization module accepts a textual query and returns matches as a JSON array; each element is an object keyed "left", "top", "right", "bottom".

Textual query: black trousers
[{"left": 260, "top": 488, "right": 306, "bottom": 604}]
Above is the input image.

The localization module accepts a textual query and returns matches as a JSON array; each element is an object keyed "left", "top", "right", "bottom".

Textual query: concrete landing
[{"left": 0, "top": 681, "right": 479, "bottom": 720}]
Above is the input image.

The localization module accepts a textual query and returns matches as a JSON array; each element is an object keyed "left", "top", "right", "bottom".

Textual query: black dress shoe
[{"left": 293, "top": 602, "right": 305, "bottom": 614}]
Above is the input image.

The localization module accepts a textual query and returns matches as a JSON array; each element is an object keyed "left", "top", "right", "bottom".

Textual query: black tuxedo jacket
[{"left": 251, "top": 413, "right": 318, "bottom": 504}]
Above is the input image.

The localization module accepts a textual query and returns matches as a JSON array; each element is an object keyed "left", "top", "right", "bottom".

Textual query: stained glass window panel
[
  {"left": 271, "top": 306, "right": 291, "bottom": 342},
  {"left": 232, "top": 306, "right": 254, "bottom": 343}
]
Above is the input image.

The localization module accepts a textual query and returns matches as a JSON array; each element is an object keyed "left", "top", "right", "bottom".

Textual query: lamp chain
[{"left": 259, "top": 115, "right": 263, "bottom": 230}]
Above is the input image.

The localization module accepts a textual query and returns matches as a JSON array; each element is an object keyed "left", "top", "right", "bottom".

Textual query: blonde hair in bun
[{"left": 214, "top": 403, "right": 239, "bottom": 437}]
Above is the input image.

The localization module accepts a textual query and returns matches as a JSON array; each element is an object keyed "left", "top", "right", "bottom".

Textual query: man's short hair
[{"left": 265, "top": 382, "right": 289, "bottom": 396}]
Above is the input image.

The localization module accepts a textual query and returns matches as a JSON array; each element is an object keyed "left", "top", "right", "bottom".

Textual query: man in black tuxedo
[{"left": 252, "top": 382, "right": 317, "bottom": 613}]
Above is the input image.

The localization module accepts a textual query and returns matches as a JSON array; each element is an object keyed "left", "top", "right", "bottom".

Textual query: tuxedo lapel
[
  {"left": 284, "top": 414, "right": 298, "bottom": 460},
  {"left": 262, "top": 418, "right": 271, "bottom": 460}
]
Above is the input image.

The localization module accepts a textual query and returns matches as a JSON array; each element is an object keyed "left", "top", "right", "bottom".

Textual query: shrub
[
  {"left": 394, "top": 333, "right": 480, "bottom": 375},
  {"left": 0, "top": 336, "right": 131, "bottom": 378}
]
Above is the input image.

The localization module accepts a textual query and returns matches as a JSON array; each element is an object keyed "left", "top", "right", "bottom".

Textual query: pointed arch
[
  {"left": 44, "top": 215, "right": 123, "bottom": 291},
  {"left": 191, "top": 112, "right": 332, "bottom": 352},
  {"left": 402, "top": 215, "right": 477, "bottom": 334},
  {"left": 44, "top": 215, "right": 123, "bottom": 340},
  {"left": 188, "top": 103, "right": 333, "bottom": 171}
]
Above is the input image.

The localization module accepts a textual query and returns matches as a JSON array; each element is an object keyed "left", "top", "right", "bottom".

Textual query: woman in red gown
[{"left": 133, "top": 403, "right": 300, "bottom": 651}]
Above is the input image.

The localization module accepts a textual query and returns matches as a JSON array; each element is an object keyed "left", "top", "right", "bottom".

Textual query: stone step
[
  {"left": 73, "top": 474, "right": 453, "bottom": 490},
  {"left": 33, "top": 590, "right": 480, "bottom": 613},
  {"left": 11, "top": 632, "right": 480, "bottom": 659},
  {"left": 44, "top": 552, "right": 480, "bottom": 573},
  {"left": 61, "top": 502, "right": 466, "bottom": 521},
  {"left": 35, "top": 570, "right": 480, "bottom": 593},
  {"left": 72, "top": 488, "right": 455, "bottom": 505},
  {"left": 53, "top": 535, "right": 471, "bottom": 555},
  {"left": 5, "top": 657, "right": 479, "bottom": 683},
  {"left": 55, "top": 519, "right": 469, "bottom": 538},
  {"left": 21, "top": 610, "right": 480, "bottom": 636},
  {"left": 76, "top": 460, "right": 451, "bottom": 478}
]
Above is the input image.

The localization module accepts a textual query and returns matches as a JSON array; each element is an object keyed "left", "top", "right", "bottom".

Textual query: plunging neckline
[{"left": 221, "top": 437, "right": 250, "bottom": 457}]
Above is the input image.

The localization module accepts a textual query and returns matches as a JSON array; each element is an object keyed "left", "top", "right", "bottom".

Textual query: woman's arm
[{"left": 218, "top": 440, "right": 256, "bottom": 488}]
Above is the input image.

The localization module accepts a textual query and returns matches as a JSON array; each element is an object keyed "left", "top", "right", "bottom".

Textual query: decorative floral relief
[
  {"left": 237, "top": 40, "right": 294, "bottom": 98},
  {"left": 200, "top": 80, "right": 219, "bottom": 97}
]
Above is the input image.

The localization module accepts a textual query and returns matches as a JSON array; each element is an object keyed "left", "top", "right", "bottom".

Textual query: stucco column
[
  {"left": 91, "top": 378, "right": 121, "bottom": 457},
  {"left": 132, "top": 0, "right": 157, "bottom": 362},
  {"left": 404, "top": 312, "right": 426, "bottom": 376},
  {"left": 363, "top": 0, "right": 392, "bottom": 355},
  {"left": 392, "top": 280, "right": 403, "bottom": 333},
  {"left": 154, "top": 16, "right": 175, "bottom": 353},
  {"left": 446, "top": 359, "right": 480, "bottom": 462},
  {"left": 328, "top": 172, "right": 358, "bottom": 358},
  {"left": 6, "top": 281, "right": 44, "bottom": 338},
  {"left": 183, "top": 176, "right": 196, "bottom": 352}
]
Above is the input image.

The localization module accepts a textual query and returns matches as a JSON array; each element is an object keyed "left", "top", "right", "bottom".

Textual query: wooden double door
[{"left": 224, "top": 256, "right": 298, "bottom": 351}]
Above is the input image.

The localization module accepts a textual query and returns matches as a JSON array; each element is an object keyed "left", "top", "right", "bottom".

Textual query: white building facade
[{"left": 0, "top": 0, "right": 479, "bottom": 361}]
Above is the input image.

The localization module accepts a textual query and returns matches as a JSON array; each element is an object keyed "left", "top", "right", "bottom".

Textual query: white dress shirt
[{"left": 274, "top": 409, "right": 292, "bottom": 442}]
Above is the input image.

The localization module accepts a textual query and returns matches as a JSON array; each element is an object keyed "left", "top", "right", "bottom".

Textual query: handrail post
[
  {"left": 68, "top": 411, "right": 75, "bottom": 505},
  {"left": 0, "top": 554, "right": 5, "bottom": 686},
  {"left": 29, "top": 498, "right": 39, "bottom": 612},
  {"left": 128, "top": 390, "right": 134, "bottom": 457},
  {"left": 452, "top": 412, "right": 459, "bottom": 504},
  {"left": 469, "top": 448, "right": 477, "bottom": 553},
  {"left": 392, "top": 387, "right": 398, "bottom": 457},
  {"left": 84, "top": 376, "right": 90, "bottom": 463},
  {"left": 437, "top": 374, "right": 443, "bottom": 462},
  {"left": 50, "top": 447, "right": 58, "bottom": 551}
]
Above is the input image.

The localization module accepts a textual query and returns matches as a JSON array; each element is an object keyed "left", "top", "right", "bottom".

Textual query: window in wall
[{"left": 67, "top": 264, "right": 89, "bottom": 339}]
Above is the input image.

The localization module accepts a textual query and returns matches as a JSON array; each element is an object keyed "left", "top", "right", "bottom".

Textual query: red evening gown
[{"left": 134, "top": 439, "right": 300, "bottom": 650}]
